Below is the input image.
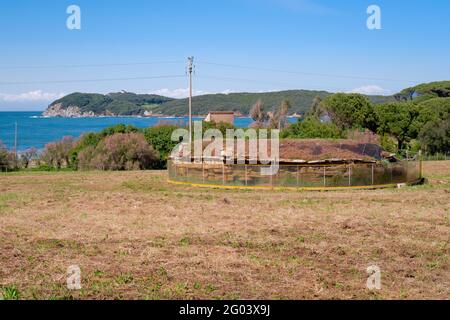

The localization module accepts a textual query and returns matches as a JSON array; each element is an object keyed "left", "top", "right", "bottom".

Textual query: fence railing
[{"left": 168, "top": 160, "right": 422, "bottom": 189}]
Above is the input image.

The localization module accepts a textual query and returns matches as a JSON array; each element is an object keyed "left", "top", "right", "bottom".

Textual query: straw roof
[{"left": 171, "top": 139, "right": 382, "bottom": 163}]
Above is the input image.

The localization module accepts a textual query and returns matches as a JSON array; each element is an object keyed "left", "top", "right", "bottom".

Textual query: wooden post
[
  {"left": 245, "top": 164, "right": 248, "bottom": 186},
  {"left": 202, "top": 162, "right": 205, "bottom": 183},
  {"left": 348, "top": 164, "right": 352, "bottom": 186},
  {"left": 323, "top": 166, "right": 326, "bottom": 187},
  {"left": 371, "top": 164, "right": 374, "bottom": 185},
  {"left": 222, "top": 163, "right": 225, "bottom": 185},
  {"left": 419, "top": 150, "right": 423, "bottom": 179}
]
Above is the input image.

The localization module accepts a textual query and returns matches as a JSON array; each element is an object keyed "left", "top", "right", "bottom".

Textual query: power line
[
  {"left": 0, "top": 75, "right": 186, "bottom": 86},
  {"left": 198, "top": 60, "right": 418, "bottom": 84},
  {"left": 197, "top": 74, "right": 351, "bottom": 92},
  {"left": 0, "top": 60, "right": 185, "bottom": 70}
]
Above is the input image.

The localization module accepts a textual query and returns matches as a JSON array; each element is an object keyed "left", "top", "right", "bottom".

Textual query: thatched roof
[{"left": 171, "top": 139, "right": 382, "bottom": 164}]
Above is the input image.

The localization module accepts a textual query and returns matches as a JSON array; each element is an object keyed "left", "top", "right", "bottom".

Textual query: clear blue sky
[{"left": 0, "top": 0, "right": 449, "bottom": 110}]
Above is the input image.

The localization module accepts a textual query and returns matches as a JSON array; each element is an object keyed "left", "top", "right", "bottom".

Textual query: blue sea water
[{"left": 0, "top": 112, "right": 297, "bottom": 151}]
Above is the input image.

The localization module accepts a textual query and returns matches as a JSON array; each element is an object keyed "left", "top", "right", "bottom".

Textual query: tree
[
  {"left": 0, "top": 141, "right": 15, "bottom": 171},
  {"left": 270, "top": 99, "right": 291, "bottom": 129},
  {"left": 306, "top": 96, "right": 326, "bottom": 120},
  {"left": 394, "top": 81, "right": 450, "bottom": 102},
  {"left": 322, "top": 93, "right": 376, "bottom": 131},
  {"left": 41, "top": 136, "right": 75, "bottom": 169},
  {"left": 250, "top": 100, "right": 269, "bottom": 127},
  {"left": 374, "top": 102, "right": 421, "bottom": 150},
  {"left": 281, "top": 118, "right": 343, "bottom": 139},
  {"left": 416, "top": 97, "right": 450, "bottom": 121},
  {"left": 20, "top": 148, "right": 38, "bottom": 169},
  {"left": 418, "top": 119, "right": 450, "bottom": 155}
]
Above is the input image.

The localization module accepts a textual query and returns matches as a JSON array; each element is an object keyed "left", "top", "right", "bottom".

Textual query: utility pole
[
  {"left": 187, "top": 56, "right": 194, "bottom": 145},
  {"left": 14, "top": 122, "right": 18, "bottom": 166}
]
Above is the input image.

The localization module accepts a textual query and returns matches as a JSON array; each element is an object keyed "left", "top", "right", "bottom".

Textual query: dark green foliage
[
  {"left": 99, "top": 124, "right": 139, "bottom": 137},
  {"left": 50, "top": 92, "right": 173, "bottom": 116},
  {"left": 416, "top": 97, "right": 450, "bottom": 122},
  {"left": 374, "top": 102, "right": 421, "bottom": 150},
  {"left": 379, "top": 134, "right": 398, "bottom": 154},
  {"left": 51, "top": 93, "right": 113, "bottom": 114},
  {"left": 201, "top": 121, "right": 235, "bottom": 136},
  {"left": 49, "top": 90, "right": 393, "bottom": 117},
  {"left": 142, "top": 125, "right": 180, "bottom": 169},
  {"left": 322, "top": 93, "right": 377, "bottom": 131},
  {"left": 153, "top": 90, "right": 332, "bottom": 116},
  {"left": 394, "top": 81, "right": 450, "bottom": 102},
  {"left": 280, "top": 118, "right": 344, "bottom": 139},
  {"left": 107, "top": 92, "right": 173, "bottom": 105},
  {"left": 419, "top": 120, "right": 450, "bottom": 154}
]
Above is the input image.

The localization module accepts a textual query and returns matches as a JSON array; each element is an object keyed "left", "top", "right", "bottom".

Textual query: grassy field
[{"left": 0, "top": 161, "right": 449, "bottom": 300}]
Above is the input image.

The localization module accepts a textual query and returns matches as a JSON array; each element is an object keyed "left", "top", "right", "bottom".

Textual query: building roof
[
  {"left": 204, "top": 111, "right": 235, "bottom": 125},
  {"left": 171, "top": 139, "right": 383, "bottom": 163}
]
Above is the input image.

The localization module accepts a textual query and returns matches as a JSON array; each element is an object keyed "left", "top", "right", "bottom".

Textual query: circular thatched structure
[{"left": 168, "top": 139, "right": 422, "bottom": 190}]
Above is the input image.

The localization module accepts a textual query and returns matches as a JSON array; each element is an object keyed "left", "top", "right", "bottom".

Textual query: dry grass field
[{"left": 0, "top": 161, "right": 449, "bottom": 300}]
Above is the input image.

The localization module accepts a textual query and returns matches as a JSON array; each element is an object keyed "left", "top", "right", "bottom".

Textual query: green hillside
[
  {"left": 47, "top": 89, "right": 394, "bottom": 116},
  {"left": 49, "top": 92, "right": 174, "bottom": 116},
  {"left": 394, "top": 81, "right": 450, "bottom": 103}
]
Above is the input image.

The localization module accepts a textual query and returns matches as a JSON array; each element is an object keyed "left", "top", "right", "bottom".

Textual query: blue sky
[{"left": 0, "top": 0, "right": 449, "bottom": 110}]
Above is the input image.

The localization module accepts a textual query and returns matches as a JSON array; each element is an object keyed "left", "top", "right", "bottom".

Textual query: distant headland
[{"left": 43, "top": 89, "right": 395, "bottom": 118}]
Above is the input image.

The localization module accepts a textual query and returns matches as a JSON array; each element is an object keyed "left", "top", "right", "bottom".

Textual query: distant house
[{"left": 204, "top": 111, "right": 234, "bottom": 125}]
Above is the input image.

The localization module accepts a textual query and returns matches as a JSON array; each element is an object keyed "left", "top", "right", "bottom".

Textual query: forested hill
[
  {"left": 44, "top": 89, "right": 394, "bottom": 117},
  {"left": 151, "top": 90, "right": 393, "bottom": 116}
]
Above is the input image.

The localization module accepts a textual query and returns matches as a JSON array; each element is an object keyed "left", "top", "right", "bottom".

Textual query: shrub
[
  {"left": 40, "top": 136, "right": 75, "bottom": 169},
  {"left": 69, "top": 125, "right": 140, "bottom": 169},
  {"left": 143, "top": 125, "right": 180, "bottom": 169},
  {"left": 0, "top": 141, "right": 15, "bottom": 172},
  {"left": 78, "top": 132, "right": 159, "bottom": 170},
  {"left": 379, "top": 134, "right": 398, "bottom": 154}
]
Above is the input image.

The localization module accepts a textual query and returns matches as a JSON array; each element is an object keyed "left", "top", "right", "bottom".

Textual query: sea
[{"left": 0, "top": 112, "right": 298, "bottom": 151}]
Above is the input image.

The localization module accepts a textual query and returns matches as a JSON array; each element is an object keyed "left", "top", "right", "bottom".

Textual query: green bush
[
  {"left": 143, "top": 125, "right": 180, "bottom": 169},
  {"left": 0, "top": 141, "right": 16, "bottom": 172},
  {"left": 77, "top": 132, "right": 159, "bottom": 170}
]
